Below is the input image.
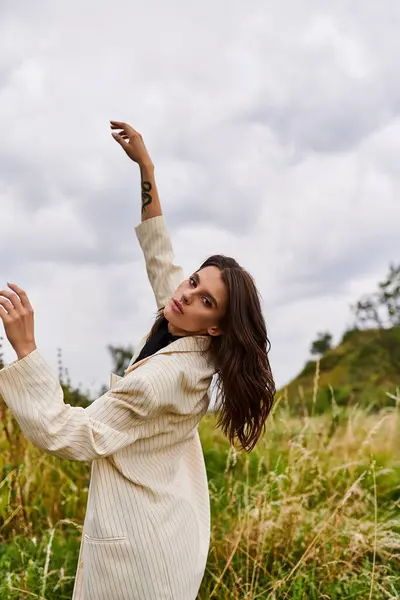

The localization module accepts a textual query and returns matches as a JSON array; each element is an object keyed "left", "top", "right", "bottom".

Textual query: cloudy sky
[{"left": 0, "top": 0, "right": 398, "bottom": 399}]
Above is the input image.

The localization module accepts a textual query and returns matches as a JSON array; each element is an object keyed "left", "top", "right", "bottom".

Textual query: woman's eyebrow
[{"left": 193, "top": 272, "right": 218, "bottom": 308}]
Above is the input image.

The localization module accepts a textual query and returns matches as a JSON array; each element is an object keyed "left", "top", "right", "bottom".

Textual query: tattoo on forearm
[{"left": 141, "top": 181, "right": 153, "bottom": 213}]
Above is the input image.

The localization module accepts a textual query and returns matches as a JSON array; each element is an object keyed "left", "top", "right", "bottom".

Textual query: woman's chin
[{"left": 164, "top": 304, "right": 178, "bottom": 325}]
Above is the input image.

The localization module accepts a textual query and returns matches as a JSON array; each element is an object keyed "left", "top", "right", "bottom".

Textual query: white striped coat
[{"left": 0, "top": 216, "right": 216, "bottom": 599}]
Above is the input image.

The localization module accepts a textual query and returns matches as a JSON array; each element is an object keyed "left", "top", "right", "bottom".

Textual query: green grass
[
  {"left": 286, "top": 326, "right": 400, "bottom": 413},
  {"left": 0, "top": 391, "right": 399, "bottom": 599}
]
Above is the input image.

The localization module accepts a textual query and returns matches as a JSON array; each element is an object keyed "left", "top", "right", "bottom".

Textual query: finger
[
  {"left": 111, "top": 132, "right": 130, "bottom": 150},
  {"left": 110, "top": 122, "right": 137, "bottom": 136},
  {"left": 0, "top": 296, "right": 16, "bottom": 314},
  {"left": 7, "top": 283, "right": 32, "bottom": 310},
  {"left": 0, "top": 290, "right": 20, "bottom": 310},
  {"left": 110, "top": 128, "right": 128, "bottom": 139},
  {"left": 0, "top": 303, "right": 11, "bottom": 321}
]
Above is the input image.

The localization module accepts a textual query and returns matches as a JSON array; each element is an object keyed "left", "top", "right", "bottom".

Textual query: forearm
[
  {"left": 17, "top": 343, "right": 37, "bottom": 361},
  {"left": 139, "top": 162, "right": 162, "bottom": 222},
  {"left": 135, "top": 217, "right": 185, "bottom": 309}
]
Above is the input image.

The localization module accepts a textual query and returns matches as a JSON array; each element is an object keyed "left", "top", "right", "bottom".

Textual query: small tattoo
[{"left": 141, "top": 180, "right": 152, "bottom": 213}]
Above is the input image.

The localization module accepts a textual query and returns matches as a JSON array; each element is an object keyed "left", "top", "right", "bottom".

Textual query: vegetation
[
  {"left": 285, "top": 325, "right": 400, "bottom": 414},
  {"left": 286, "top": 262, "right": 400, "bottom": 414},
  {"left": 310, "top": 331, "right": 333, "bottom": 357},
  {"left": 351, "top": 263, "right": 400, "bottom": 329},
  {"left": 0, "top": 380, "right": 399, "bottom": 599}
]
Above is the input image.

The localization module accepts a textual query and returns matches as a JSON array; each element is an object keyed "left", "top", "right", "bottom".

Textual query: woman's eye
[
  {"left": 189, "top": 277, "right": 196, "bottom": 287},
  {"left": 203, "top": 298, "right": 211, "bottom": 307}
]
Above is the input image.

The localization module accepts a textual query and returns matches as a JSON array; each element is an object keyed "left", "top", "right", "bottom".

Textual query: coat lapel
[{"left": 123, "top": 335, "right": 210, "bottom": 377}]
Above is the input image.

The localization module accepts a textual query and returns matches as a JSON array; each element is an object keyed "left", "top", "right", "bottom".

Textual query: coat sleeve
[
  {"left": 0, "top": 348, "right": 162, "bottom": 462},
  {"left": 135, "top": 215, "right": 185, "bottom": 309}
]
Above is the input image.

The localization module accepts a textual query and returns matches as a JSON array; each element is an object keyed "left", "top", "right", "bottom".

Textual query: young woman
[{"left": 0, "top": 121, "right": 275, "bottom": 600}]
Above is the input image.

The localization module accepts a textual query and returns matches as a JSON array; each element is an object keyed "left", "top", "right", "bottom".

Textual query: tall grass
[
  {"left": 199, "top": 399, "right": 400, "bottom": 599},
  {"left": 0, "top": 384, "right": 399, "bottom": 599}
]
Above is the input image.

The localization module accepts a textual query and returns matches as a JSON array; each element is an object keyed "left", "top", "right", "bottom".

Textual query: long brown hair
[{"left": 147, "top": 255, "right": 276, "bottom": 453}]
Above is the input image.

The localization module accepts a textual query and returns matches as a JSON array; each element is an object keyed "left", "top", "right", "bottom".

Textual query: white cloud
[{"left": 0, "top": 0, "right": 399, "bottom": 399}]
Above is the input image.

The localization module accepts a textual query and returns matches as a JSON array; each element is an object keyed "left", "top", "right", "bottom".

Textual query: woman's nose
[{"left": 181, "top": 293, "right": 190, "bottom": 305}]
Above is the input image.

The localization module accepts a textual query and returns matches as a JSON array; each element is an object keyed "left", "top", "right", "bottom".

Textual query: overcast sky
[{"left": 0, "top": 0, "right": 399, "bottom": 398}]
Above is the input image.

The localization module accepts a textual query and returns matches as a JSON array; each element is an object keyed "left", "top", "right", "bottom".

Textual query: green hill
[{"left": 279, "top": 326, "right": 400, "bottom": 413}]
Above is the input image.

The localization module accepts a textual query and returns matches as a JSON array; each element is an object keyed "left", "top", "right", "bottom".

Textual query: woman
[{"left": 0, "top": 121, "right": 275, "bottom": 600}]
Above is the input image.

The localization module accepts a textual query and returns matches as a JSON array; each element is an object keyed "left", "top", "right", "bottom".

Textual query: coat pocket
[
  {"left": 84, "top": 533, "right": 127, "bottom": 543},
  {"left": 83, "top": 534, "right": 130, "bottom": 600}
]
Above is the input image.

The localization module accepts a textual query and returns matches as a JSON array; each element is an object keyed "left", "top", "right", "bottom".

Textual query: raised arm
[
  {"left": 111, "top": 121, "right": 184, "bottom": 308},
  {"left": 135, "top": 215, "right": 184, "bottom": 309}
]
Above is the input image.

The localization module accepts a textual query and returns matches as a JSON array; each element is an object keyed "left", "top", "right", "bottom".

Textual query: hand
[
  {"left": 0, "top": 283, "right": 37, "bottom": 360},
  {"left": 110, "top": 121, "right": 153, "bottom": 166}
]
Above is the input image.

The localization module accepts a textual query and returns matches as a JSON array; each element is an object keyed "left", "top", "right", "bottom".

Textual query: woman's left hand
[{"left": 0, "top": 283, "right": 37, "bottom": 360}]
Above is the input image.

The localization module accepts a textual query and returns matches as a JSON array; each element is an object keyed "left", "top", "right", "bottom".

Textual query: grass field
[{"left": 0, "top": 389, "right": 399, "bottom": 599}]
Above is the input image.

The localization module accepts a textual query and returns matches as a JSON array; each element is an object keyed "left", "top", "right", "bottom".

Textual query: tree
[
  {"left": 351, "top": 262, "right": 400, "bottom": 329},
  {"left": 107, "top": 344, "right": 135, "bottom": 377},
  {"left": 378, "top": 263, "right": 400, "bottom": 326},
  {"left": 310, "top": 332, "right": 333, "bottom": 357}
]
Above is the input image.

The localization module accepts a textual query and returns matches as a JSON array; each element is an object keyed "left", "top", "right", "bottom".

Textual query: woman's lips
[{"left": 171, "top": 298, "right": 184, "bottom": 314}]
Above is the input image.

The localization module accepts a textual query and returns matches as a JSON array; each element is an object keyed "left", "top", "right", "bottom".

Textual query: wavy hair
[{"left": 147, "top": 255, "right": 276, "bottom": 453}]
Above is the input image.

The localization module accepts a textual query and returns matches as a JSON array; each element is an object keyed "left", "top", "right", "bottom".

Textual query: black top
[{"left": 133, "top": 317, "right": 183, "bottom": 365}]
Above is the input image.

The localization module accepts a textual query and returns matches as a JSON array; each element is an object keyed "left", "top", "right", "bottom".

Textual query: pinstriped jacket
[{"left": 0, "top": 216, "right": 216, "bottom": 600}]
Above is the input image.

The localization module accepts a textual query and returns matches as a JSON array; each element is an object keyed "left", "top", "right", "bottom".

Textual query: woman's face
[{"left": 164, "top": 266, "right": 228, "bottom": 337}]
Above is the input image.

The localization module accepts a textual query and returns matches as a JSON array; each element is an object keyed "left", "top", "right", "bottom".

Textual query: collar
[{"left": 124, "top": 334, "right": 211, "bottom": 376}]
